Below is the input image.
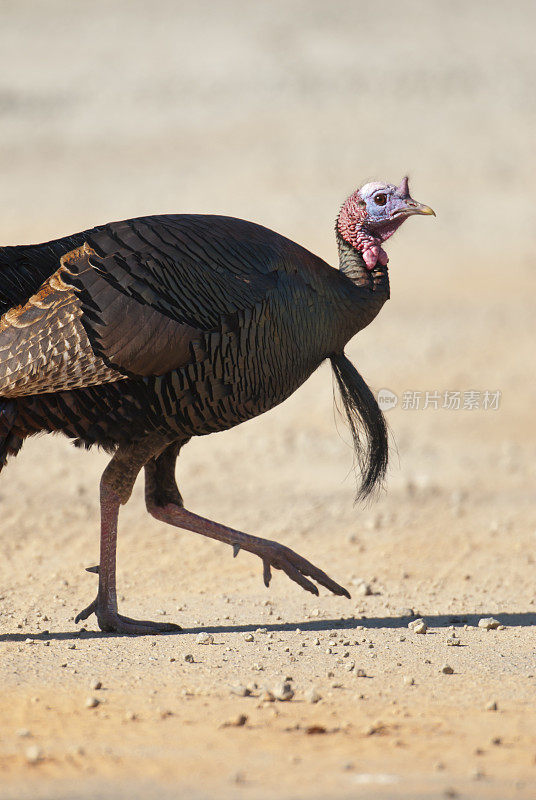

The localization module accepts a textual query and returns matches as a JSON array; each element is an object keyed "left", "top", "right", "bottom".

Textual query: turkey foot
[
  {"left": 75, "top": 596, "right": 181, "bottom": 635},
  {"left": 149, "top": 504, "right": 351, "bottom": 599}
]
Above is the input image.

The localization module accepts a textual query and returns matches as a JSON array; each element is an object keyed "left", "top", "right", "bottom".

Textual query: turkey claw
[
  {"left": 75, "top": 598, "right": 97, "bottom": 624},
  {"left": 254, "top": 541, "right": 350, "bottom": 599}
]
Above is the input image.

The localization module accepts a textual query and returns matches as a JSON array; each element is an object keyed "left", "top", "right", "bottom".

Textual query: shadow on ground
[{"left": 2, "top": 612, "right": 535, "bottom": 641}]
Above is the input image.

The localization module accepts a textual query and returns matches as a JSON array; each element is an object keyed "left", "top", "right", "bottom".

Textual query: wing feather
[{"left": 0, "top": 213, "right": 322, "bottom": 396}]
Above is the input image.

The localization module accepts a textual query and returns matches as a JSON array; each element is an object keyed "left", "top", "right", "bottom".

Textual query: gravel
[
  {"left": 272, "top": 681, "right": 294, "bottom": 701},
  {"left": 223, "top": 714, "right": 248, "bottom": 728},
  {"left": 25, "top": 745, "right": 43, "bottom": 764},
  {"left": 351, "top": 578, "right": 373, "bottom": 596},
  {"left": 441, "top": 664, "right": 454, "bottom": 674},
  {"left": 408, "top": 619, "right": 428, "bottom": 634},
  {"left": 397, "top": 608, "right": 416, "bottom": 618},
  {"left": 305, "top": 687, "right": 322, "bottom": 703},
  {"left": 478, "top": 618, "right": 500, "bottom": 630},
  {"left": 85, "top": 696, "right": 99, "bottom": 708},
  {"left": 230, "top": 685, "right": 251, "bottom": 697},
  {"left": 196, "top": 632, "right": 214, "bottom": 645}
]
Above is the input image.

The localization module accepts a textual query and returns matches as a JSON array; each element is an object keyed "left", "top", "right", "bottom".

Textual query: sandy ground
[{"left": 1, "top": 2, "right": 535, "bottom": 798}]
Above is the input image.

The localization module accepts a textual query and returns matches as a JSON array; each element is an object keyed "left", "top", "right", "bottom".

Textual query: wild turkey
[{"left": 0, "top": 177, "right": 434, "bottom": 634}]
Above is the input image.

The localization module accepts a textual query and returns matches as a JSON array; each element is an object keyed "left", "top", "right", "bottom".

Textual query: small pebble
[
  {"left": 352, "top": 578, "right": 373, "bottom": 596},
  {"left": 196, "top": 632, "right": 214, "bottom": 645},
  {"left": 272, "top": 681, "right": 294, "bottom": 701},
  {"left": 478, "top": 618, "right": 500, "bottom": 630},
  {"left": 85, "top": 696, "right": 99, "bottom": 708},
  {"left": 25, "top": 745, "right": 42, "bottom": 764},
  {"left": 184, "top": 654, "right": 194, "bottom": 663},
  {"left": 90, "top": 680, "right": 102, "bottom": 691},
  {"left": 408, "top": 619, "right": 427, "bottom": 634},
  {"left": 355, "top": 668, "right": 367, "bottom": 678},
  {"left": 223, "top": 714, "right": 248, "bottom": 728},
  {"left": 243, "top": 633, "right": 254, "bottom": 642},
  {"left": 486, "top": 701, "right": 498, "bottom": 711},
  {"left": 403, "top": 676, "right": 415, "bottom": 686},
  {"left": 305, "top": 724, "right": 326, "bottom": 735},
  {"left": 446, "top": 638, "right": 461, "bottom": 647},
  {"left": 397, "top": 607, "right": 415, "bottom": 618},
  {"left": 17, "top": 728, "right": 31, "bottom": 738},
  {"left": 365, "top": 721, "right": 387, "bottom": 736},
  {"left": 230, "top": 685, "right": 250, "bottom": 697},
  {"left": 441, "top": 664, "right": 454, "bottom": 675},
  {"left": 305, "top": 687, "right": 322, "bottom": 704}
]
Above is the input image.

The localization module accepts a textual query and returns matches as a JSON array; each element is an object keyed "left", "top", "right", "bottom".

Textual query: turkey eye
[{"left": 374, "top": 193, "right": 387, "bottom": 206}]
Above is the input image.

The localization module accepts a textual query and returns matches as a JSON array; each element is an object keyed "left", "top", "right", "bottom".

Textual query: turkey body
[
  {"left": 0, "top": 214, "right": 387, "bottom": 453},
  {"left": 0, "top": 211, "right": 391, "bottom": 634}
]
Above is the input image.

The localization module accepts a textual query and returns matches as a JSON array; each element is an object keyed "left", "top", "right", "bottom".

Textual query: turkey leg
[
  {"left": 148, "top": 502, "right": 350, "bottom": 598},
  {"left": 75, "top": 439, "right": 182, "bottom": 634},
  {"left": 145, "top": 442, "right": 350, "bottom": 597},
  {"left": 144, "top": 443, "right": 350, "bottom": 599}
]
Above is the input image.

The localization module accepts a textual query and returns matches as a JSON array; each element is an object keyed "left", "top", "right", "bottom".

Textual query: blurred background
[
  {"left": 1, "top": 0, "right": 534, "bottom": 498},
  {"left": 1, "top": 3, "right": 535, "bottom": 796}
]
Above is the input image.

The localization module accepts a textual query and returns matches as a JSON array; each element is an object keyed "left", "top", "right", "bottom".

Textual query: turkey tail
[
  {"left": 330, "top": 352, "right": 388, "bottom": 501},
  {"left": 0, "top": 399, "right": 18, "bottom": 471}
]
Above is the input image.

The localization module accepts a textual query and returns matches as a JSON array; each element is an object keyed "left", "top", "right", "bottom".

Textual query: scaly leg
[
  {"left": 145, "top": 444, "right": 350, "bottom": 599},
  {"left": 75, "top": 438, "right": 182, "bottom": 634},
  {"left": 148, "top": 503, "right": 350, "bottom": 598}
]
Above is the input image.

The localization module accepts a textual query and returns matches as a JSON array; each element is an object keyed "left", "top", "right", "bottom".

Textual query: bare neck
[{"left": 337, "top": 232, "right": 390, "bottom": 297}]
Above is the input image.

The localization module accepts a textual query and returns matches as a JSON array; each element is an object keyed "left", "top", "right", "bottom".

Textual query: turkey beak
[{"left": 405, "top": 200, "right": 436, "bottom": 217}]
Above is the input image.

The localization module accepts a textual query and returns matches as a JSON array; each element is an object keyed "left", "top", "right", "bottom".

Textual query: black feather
[
  {"left": 330, "top": 352, "right": 388, "bottom": 501},
  {"left": 0, "top": 398, "right": 19, "bottom": 470}
]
